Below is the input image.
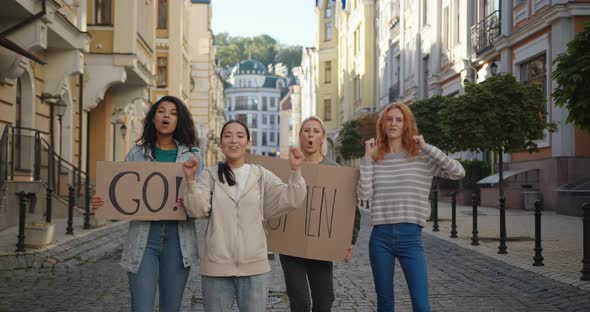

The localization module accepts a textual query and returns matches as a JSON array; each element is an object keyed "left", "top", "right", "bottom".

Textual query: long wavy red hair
[{"left": 373, "top": 102, "right": 419, "bottom": 161}]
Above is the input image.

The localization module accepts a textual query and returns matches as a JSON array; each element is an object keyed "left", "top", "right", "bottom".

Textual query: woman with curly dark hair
[{"left": 92, "top": 95, "right": 204, "bottom": 312}]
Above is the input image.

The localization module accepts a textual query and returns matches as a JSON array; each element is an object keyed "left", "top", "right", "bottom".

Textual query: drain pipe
[{"left": 0, "top": 0, "right": 46, "bottom": 38}]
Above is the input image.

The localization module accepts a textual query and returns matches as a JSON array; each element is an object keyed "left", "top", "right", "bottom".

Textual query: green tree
[
  {"left": 412, "top": 95, "right": 457, "bottom": 153},
  {"left": 441, "top": 74, "right": 554, "bottom": 155},
  {"left": 553, "top": 22, "right": 590, "bottom": 130},
  {"left": 441, "top": 74, "right": 556, "bottom": 253},
  {"left": 276, "top": 45, "right": 303, "bottom": 71},
  {"left": 215, "top": 33, "right": 304, "bottom": 72},
  {"left": 357, "top": 112, "right": 378, "bottom": 142},
  {"left": 337, "top": 120, "right": 363, "bottom": 160}
]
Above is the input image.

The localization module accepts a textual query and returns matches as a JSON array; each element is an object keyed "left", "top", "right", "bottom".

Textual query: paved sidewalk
[
  {"left": 423, "top": 201, "right": 589, "bottom": 291},
  {"left": 1, "top": 211, "right": 590, "bottom": 311},
  {"left": 0, "top": 217, "right": 127, "bottom": 271}
]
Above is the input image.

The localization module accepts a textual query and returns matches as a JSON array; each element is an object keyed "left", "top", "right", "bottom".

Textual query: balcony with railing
[
  {"left": 471, "top": 10, "right": 501, "bottom": 56},
  {"left": 388, "top": 83, "right": 400, "bottom": 103}
]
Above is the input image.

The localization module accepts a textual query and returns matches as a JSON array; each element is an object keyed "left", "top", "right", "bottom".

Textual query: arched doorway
[{"left": 14, "top": 66, "right": 36, "bottom": 173}]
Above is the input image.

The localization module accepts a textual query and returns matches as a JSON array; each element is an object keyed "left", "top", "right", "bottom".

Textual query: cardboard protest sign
[
  {"left": 95, "top": 161, "right": 187, "bottom": 220},
  {"left": 247, "top": 154, "right": 359, "bottom": 262}
]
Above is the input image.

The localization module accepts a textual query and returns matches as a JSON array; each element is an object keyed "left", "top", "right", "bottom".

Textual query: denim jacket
[{"left": 119, "top": 142, "right": 204, "bottom": 273}]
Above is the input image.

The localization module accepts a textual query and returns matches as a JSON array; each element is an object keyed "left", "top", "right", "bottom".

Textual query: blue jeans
[
  {"left": 201, "top": 272, "right": 270, "bottom": 312},
  {"left": 128, "top": 221, "right": 190, "bottom": 312},
  {"left": 369, "top": 223, "right": 430, "bottom": 312}
]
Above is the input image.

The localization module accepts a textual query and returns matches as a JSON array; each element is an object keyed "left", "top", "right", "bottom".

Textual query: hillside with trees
[{"left": 215, "top": 33, "right": 303, "bottom": 71}]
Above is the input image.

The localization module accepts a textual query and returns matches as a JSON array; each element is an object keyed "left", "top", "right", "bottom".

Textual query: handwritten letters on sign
[{"left": 247, "top": 155, "right": 359, "bottom": 262}]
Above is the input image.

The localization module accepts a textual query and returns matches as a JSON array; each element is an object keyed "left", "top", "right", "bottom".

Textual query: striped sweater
[{"left": 356, "top": 144, "right": 465, "bottom": 227}]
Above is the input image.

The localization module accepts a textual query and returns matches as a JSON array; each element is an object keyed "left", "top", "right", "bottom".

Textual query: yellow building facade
[
  {"left": 188, "top": 1, "right": 225, "bottom": 166},
  {"left": 335, "top": 0, "right": 376, "bottom": 122},
  {"left": 315, "top": 0, "right": 340, "bottom": 156},
  {"left": 85, "top": 0, "right": 156, "bottom": 179},
  {"left": 0, "top": 0, "right": 90, "bottom": 230}
]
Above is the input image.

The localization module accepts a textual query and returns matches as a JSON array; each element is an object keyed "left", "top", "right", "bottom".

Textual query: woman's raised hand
[
  {"left": 365, "top": 138, "right": 377, "bottom": 159},
  {"left": 413, "top": 135, "right": 426, "bottom": 149},
  {"left": 183, "top": 157, "right": 200, "bottom": 181},
  {"left": 91, "top": 196, "right": 104, "bottom": 210},
  {"left": 288, "top": 146, "right": 304, "bottom": 171}
]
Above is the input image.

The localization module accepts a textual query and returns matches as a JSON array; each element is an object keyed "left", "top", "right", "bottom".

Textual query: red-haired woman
[{"left": 357, "top": 103, "right": 465, "bottom": 312}]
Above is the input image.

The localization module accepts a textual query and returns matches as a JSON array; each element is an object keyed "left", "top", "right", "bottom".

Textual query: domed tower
[{"left": 224, "top": 59, "right": 288, "bottom": 156}]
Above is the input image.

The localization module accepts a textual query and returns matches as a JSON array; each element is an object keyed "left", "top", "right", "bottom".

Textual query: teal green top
[{"left": 154, "top": 146, "right": 178, "bottom": 163}]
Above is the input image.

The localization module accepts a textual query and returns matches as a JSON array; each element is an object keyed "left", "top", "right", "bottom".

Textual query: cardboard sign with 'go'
[{"left": 95, "top": 161, "right": 187, "bottom": 220}]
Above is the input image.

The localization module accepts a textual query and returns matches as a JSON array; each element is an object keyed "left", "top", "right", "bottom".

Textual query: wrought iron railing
[
  {"left": 0, "top": 126, "right": 90, "bottom": 210},
  {"left": 471, "top": 10, "right": 501, "bottom": 55}
]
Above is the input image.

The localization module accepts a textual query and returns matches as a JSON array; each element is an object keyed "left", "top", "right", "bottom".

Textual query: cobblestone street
[{"left": 2, "top": 211, "right": 590, "bottom": 312}]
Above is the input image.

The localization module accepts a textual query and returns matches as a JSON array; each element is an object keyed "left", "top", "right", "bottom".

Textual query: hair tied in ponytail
[{"left": 217, "top": 162, "right": 237, "bottom": 186}]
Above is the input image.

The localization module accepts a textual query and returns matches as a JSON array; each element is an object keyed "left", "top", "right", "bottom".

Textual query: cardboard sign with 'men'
[
  {"left": 95, "top": 161, "right": 187, "bottom": 220},
  {"left": 247, "top": 154, "right": 359, "bottom": 262}
]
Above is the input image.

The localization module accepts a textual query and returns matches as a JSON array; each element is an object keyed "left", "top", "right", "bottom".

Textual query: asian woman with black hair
[{"left": 181, "top": 120, "right": 307, "bottom": 312}]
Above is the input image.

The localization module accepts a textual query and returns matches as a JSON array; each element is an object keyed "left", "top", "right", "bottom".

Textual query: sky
[{"left": 211, "top": 0, "right": 318, "bottom": 47}]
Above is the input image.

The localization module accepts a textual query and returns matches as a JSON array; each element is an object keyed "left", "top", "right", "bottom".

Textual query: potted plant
[{"left": 24, "top": 221, "right": 55, "bottom": 248}]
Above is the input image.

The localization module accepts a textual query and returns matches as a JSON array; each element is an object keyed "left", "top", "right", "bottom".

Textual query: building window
[
  {"left": 158, "top": 0, "right": 168, "bottom": 29},
  {"left": 95, "top": 0, "right": 112, "bottom": 25},
  {"left": 325, "top": 3, "right": 332, "bottom": 18},
  {"left": 270, "top": 97, "right": 276, "bottom": 110},
  {"left": 237, "top": 114, "right": 248, "bottom": 125},
  {"left": 157, "top": 57, "right": 167, "bottom": 88},
  {"left": 235, "top": 96, "right": 258, "bottom": 110},
  {"left": 324, "top": 99, "right": 332, "bottom": 121},
  {"left": 324, "top": 61, "right": 332, "bottom": 84},
  {"left": 249, "top": 114, "right": 258, "bottom": 129},
  {"left": 262, "top": 132, "right": 267, "bottom": 145},
  {"left": 354, "top": 27, "right": 361, "bottom": 56},
  {"left": 270, "top": 115, "right": 275, "bottom": 126},
  {"left": 521, "top": 54, "right": 547, "bottom": 98},
  {"left": 353, "top": 75, "right": 361, "bottom": 103},
  {"left": 325, "top": 22, "right": 332, "bottom": 41},
  {"left": 422, "top": 0, "right": 428, "bottom": 26},
  {"left": 442, "top": 6, "right": 450, "bottom": 51},
  {"left": 262, "top": 114, "right": 267, "bottom": 125},
  {"left": 454, "top": 0, "right": 461, "bottom": 46},
  {"left": 270, "top": 132, "right": 275, "bottom": 143},
  {"left": 251, "top": 131, "right": 257, "bottom": 145},
  {"left": 262, "top": 97, "right": 268, "bottom": 111}
]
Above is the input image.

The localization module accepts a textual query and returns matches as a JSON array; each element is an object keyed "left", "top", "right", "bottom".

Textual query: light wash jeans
[
  {"left": 128, "top": 221, "right": 190, "bottom": 312},
  {"left": 369, "top": 223, "right": 431, "bottom": 312},
  {"left": 201, "top": 272, "right": 270, "bottom": 312}
]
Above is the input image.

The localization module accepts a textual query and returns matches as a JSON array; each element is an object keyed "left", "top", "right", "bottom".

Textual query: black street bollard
[
  {"left": 498, "top": 195, "right": 508, "bottom": 254},
  {"left": 84, "top": 178, "right": 91, "bottom": 229},
  {"left": 582, "top": 203, "right": 590, "bottom": 281},
  {"left": 45, "top": 186, "right": 53, "bottom": 224},
  {"left": 433, "top": 188, "right": 439, "bottom": 232},
  {"left": 66, "top": 186, "right": 75, "bottom": 235},
  {"left": 471, "top": 192, "right": 479, "bottom": 246},
  {"left": 533, "top": 200, "right": 544, "bottom": 266},
  {"left": 450, "top": 191, "right": 458, "bottom": 238},
  {"left": 16, "top": 191, "right": 28, "bottom": 252}
]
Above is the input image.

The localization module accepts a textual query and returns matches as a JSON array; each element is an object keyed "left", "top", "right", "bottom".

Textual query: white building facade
[
  {"left": 373, "top": 0, "right": 590, "bottom": 211},
  {"left": 224, "top": 59, "right": 286, "bottom": 156}
]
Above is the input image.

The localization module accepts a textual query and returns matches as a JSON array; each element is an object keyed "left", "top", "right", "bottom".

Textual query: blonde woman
[
  {"left": 280, "top": 116, "right": 361, "bottom": 312},
  {"left": 357, "top": 103, "right": 465, "bottom": 311}
]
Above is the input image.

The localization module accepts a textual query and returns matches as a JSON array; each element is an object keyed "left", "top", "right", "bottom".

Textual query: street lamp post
[
  {"left": 40, "top": 93, "right": 61, "bottom": 224},
  {"left": 55, "top": 101, "right": 67, "bottom": 196},
  {"left": 112, "top": 122, "right": 127, "bottom": 161}
]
